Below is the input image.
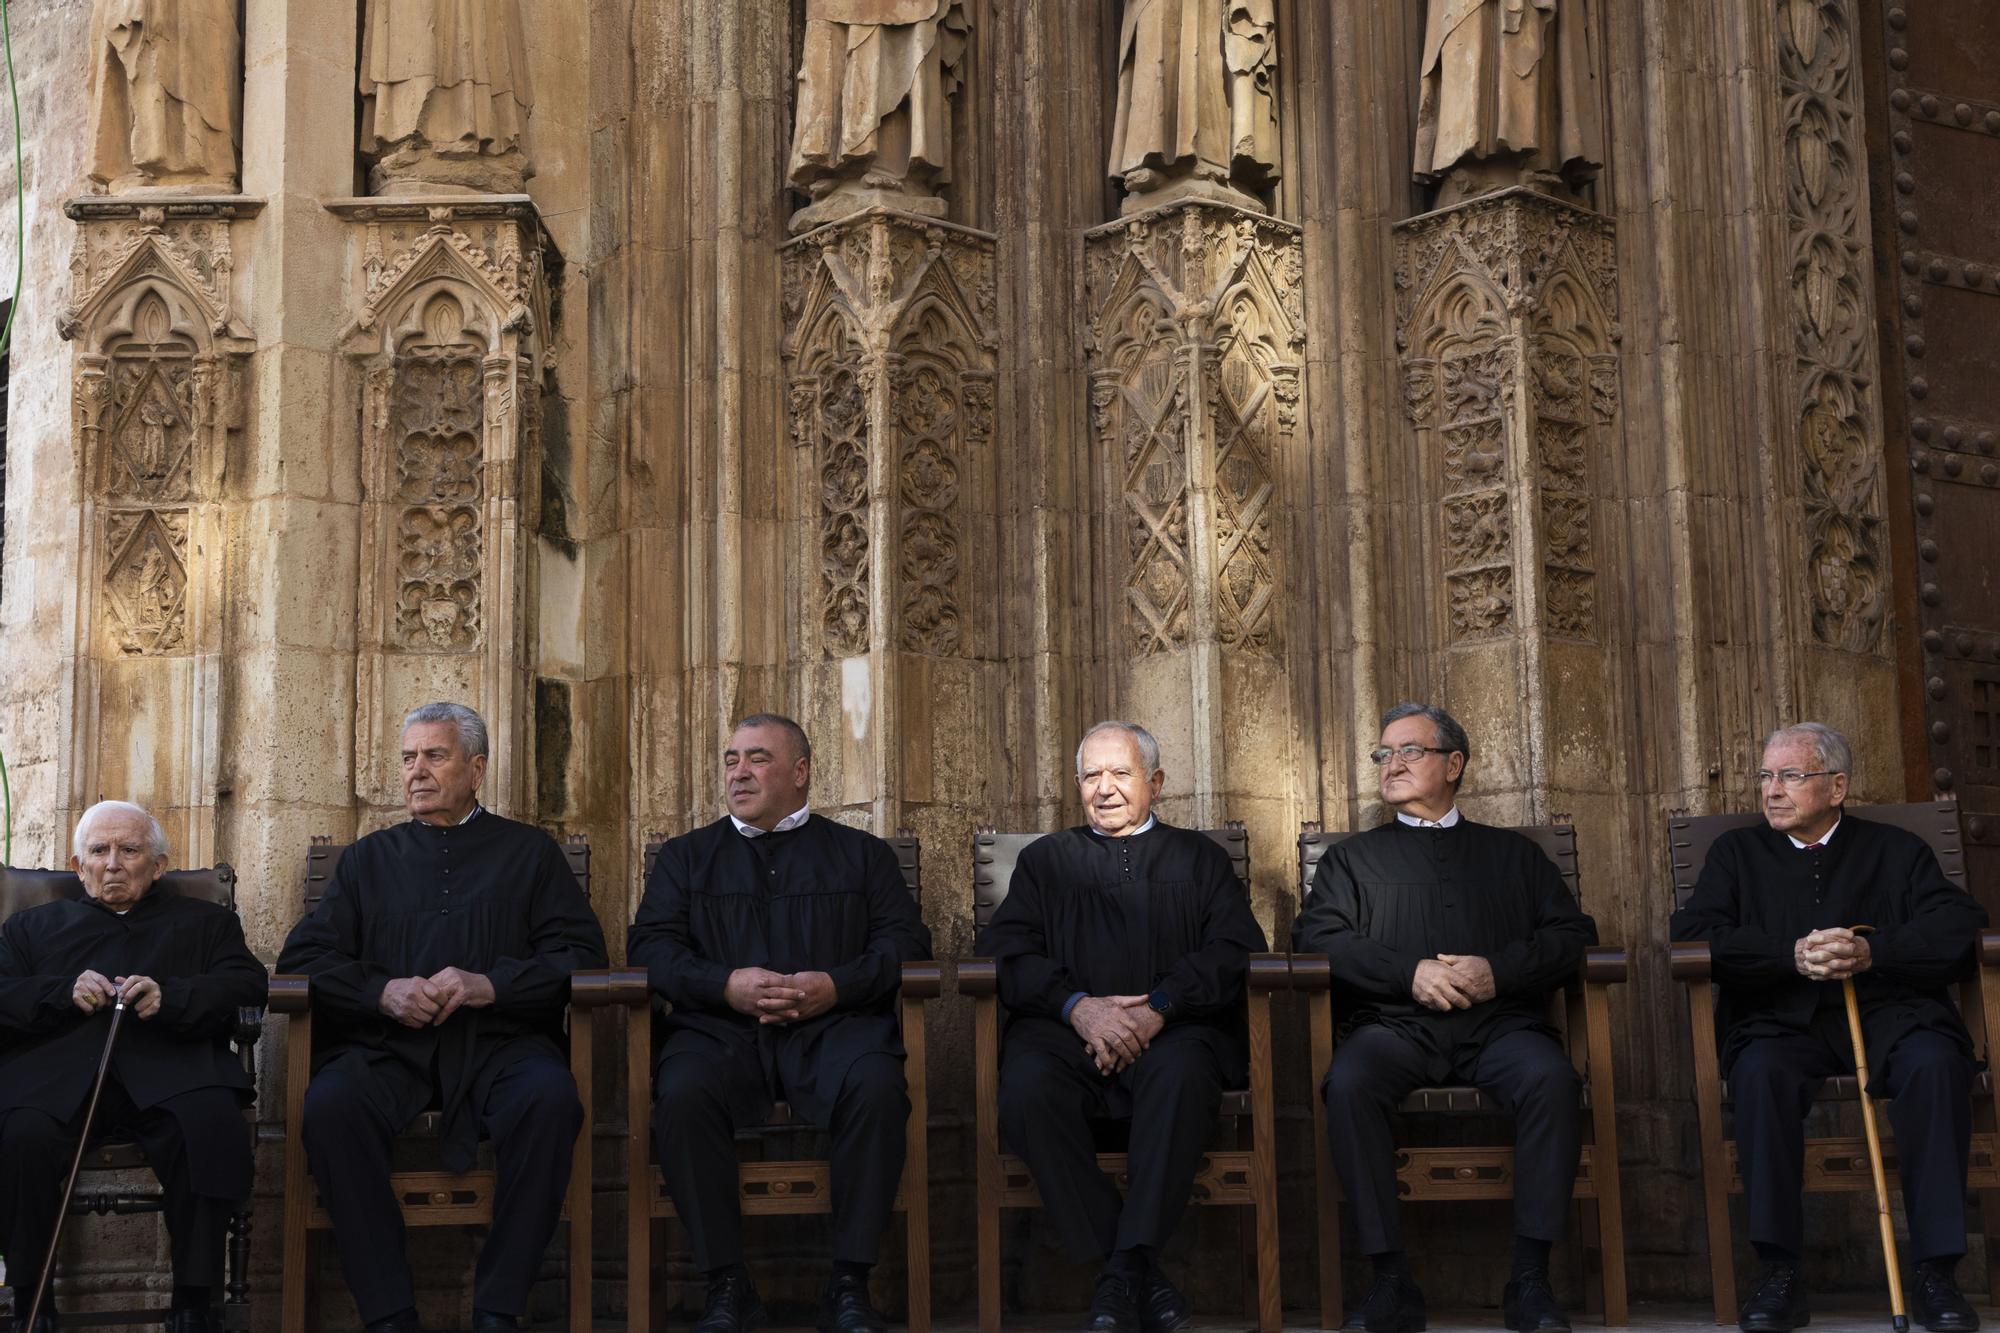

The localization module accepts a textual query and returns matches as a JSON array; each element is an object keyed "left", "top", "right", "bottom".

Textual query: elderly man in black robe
[
  {"left": 631, "top": 713, "right": 932, "bottom": 1333},
  {"left": 0, "top": 800, "right": 263, "bottom": 1333},
  {"left": 1672, "top": 722, "right": 1986, "bottom": 1333},
  {"left": 1293, "top": 702, "right": 1596, "bottom": 1333},
  {"left": 978, "top": 720, "right": 1268, "bottom": 1333},
  {"left": 277, "top": 702, "right": 608, "bottom": 1333}
]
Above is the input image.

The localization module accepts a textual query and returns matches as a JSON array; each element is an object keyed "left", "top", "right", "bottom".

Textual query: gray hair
[
  {"left": 1765, "top": 721, "right": 1853, "bottom": 776},
  {"left": 1075, "top": 721, "right": 1162, "bottom": 777},
  {"left": 72, "top": 800, "right": 169, "bottom": 861},
  {"left": 401, "top": 701, "right": 490, "bottom": 760},
  {"left": 734, "top": 713, "right": 813, "bottom": 763},
  {"left": 1381, "top": 701, "right": 1471, "bottom": 785}
]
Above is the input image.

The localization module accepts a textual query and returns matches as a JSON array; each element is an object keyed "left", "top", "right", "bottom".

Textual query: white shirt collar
[
  {"left": 1787, "top": 815, "right": 1840, "bottom": 851},
  {"left": 1396, "top": 807, "right": 1462, "bottom": 828},
  {"left": 732, "top": 804, "right": 812, "bottom": 838},
  {"left": 1087, "top": 814, "right": 1157, "bottom": 838},
  {"left": 458, "top": 804, "right": 482, "bottom": 826}
]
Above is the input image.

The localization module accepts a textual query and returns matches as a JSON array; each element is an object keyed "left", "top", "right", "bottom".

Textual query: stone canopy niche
[
  {"left": 57, "top": 196, "right": 260, "bottom": 864},
  {"left": 332, "top": 197, "right": 553, "bottom": 815}
]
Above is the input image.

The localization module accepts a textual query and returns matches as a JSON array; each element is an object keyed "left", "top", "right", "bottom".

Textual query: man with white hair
[
  {"left": 278, "top": 702, "right": 608, "bottom": 1333},
  {"left": 1673, "top": 722, "right": 1988, "bottom": 1333},
  {"left": 0, "top": 800, "right": 265, "bottom": 1333}
]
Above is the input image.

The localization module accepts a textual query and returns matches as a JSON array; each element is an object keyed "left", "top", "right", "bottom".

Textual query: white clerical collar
[
  {"left": 732, "top": 804, "right": 811, "bottom": 838},
  {"left": 1088, "top": 814, "right": 1157, "bottom": 838},
  {"left": 1787, "top": 816, "right": 1840, "bottom": 851},
  {"left": 458, "top": 804, "right": 483, "bottom": 825},
  {"left": 1397, "top": 807, "right": 1462, "bottom": 829}
]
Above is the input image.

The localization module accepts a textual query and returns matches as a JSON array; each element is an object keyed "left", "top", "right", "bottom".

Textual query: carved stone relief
[
  {"left": 1779, "top": 0, "right": 1887, "bottom": 654},
  {"left": 87, "top": 0, "right": 242, "bottom": 192},
  {"left": 1086, "top": 204, "right": 1305, "bottom": 657},
  {"left": 1110, "top": 0, "right": 1282, "bottom": 214},
  {"left": 359, "top": 0, "right": 535, "bottom": 195},
  {"left": 390, "top": 350, "right": 485, "bottom": 651}
]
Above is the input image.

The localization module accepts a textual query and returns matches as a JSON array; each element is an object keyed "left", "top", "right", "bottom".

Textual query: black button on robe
[
  {"left": 0, "top": 887, "right": 265, "bottom": 1195},
  {"left": 629, "top": 816, "right": 932, "bottom": 1127},
  {"left": 275, "top": 812, "right": 609, "bottom": 1170}
]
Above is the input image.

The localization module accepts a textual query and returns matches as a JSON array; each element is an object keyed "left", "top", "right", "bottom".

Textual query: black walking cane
[
  {"left": 22, "top": 997, "right": 127, "bottom": 1331},
  {"left": 1838, "top": 926, "right": 1909, "bottom": 1333}
]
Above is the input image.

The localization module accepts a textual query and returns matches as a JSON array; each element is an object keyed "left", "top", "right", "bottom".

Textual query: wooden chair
[
  {"left": 624, "top": 830, "right": 940, "bottom": 1333},
  {"left": 1291, "top": 821, "right": 1630, "bottom": 1331},
  {"left": 272, "top": 834, "right": 645, "bottom": 1332},
  {"left": 1667, "top": 800, "right": 2000, "bottom": 1324},
  {"left": 0, "top": 863, "right": 260, "bottom": 1332},
  {"left": 957, "top": 821, "right": 1287, "bottom": 1333}
]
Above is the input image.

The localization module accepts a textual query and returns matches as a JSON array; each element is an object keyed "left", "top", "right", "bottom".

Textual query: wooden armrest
[
  {"left": 1581, "top": 945, "right": 1628, "bottom": 985},
  {"left": 900, "top": 960, "right": 943, "bottom": 999},
  {"left": 570, "top": 967, "right": 649, "bottom": 1008},
  {"left": 1669, "top": 940, "right": 1713, "bottom": 981},
  {"left": 1981, "top": 931, "right": 2000, "bottom": 968},
  {"left": 957, "top": 957, "right": 997, "bottom": 997},
  {"left": 268, "top": 973, "right": 311, "bottom": 1013},
  {"left": 1290, "top": 952, "right": 1331, "bottom": 992},
  {"left": 1249, "top": 953, "right": 1290, "bottom": 991}
]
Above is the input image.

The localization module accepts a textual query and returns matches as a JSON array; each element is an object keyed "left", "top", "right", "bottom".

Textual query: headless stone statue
[
  {"left": 1109, "top": 0, "right": 1281, "bottom": 215},
  {"left": 787, "top": 0, "right": 970, "bottom": 234},
  {"left": 359, "top": 0, "right": 535, "bottom": 195},
  {"left": 87, "top": 0, "right": 241, "bottom": 193},
  {"left": 1414, "top": 0, "right": 1605, "bottom": 205}
]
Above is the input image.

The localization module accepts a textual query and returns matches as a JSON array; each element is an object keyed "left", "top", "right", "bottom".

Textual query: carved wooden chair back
[
  {"left": 0, "top": 861, "right": 258, "bottom": 1328},
  {"left": 1293, "top": 820, "right": 1628, "bottom": 1330},
  {"left": 962, "top": 820, "right": 1283, "bottom": 1333},
  {"left": 277, "top": 833, "right": 601, "bottom": 1333},
  {"left": 1667, "top": 799, "right": 1998, "bottom": 1321},
  {"left": 624, "top": 829, "right": 936, "bottom": 1333}
]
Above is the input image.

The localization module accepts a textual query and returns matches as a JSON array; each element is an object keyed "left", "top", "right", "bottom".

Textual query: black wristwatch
[{"left": 1147, "top": 989, "right": 1174, "bottom": 1020}]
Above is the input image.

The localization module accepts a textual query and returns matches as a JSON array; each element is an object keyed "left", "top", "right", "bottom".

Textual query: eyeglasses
[
  {"left": 1756, "top": 769, "right": 1841, "bottom": 788},
  {"left": 1369, "top": 745, "right": 1453, "bottom": 766}
]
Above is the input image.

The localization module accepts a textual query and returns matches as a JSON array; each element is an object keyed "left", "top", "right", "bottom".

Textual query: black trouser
[
  {"left": 1731, "top": 1014, "right": 1973, "bottom": 1262},
  {"left": 1323, "top": 1024, "right": 1581, "bottom": 1256},
  {"left": 0, "top": 1081, "right": 242, "bottom": 1307},
  {"left": 997, "top": 1025, "right": 1227, "bottom": 1262},
  {"left": 301, "top": 1051, "right": 582, "bottom": 1324},
  {"left": 653, "top": 1049, "right": 909, "bottom": 1272}
]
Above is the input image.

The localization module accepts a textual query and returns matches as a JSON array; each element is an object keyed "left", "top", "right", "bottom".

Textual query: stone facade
[{"left": 0, "top": 0, "right": 1977, "bottom": 1325}]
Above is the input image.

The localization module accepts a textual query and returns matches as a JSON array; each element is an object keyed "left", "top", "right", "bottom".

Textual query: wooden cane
[
  {"left": 23, "top": 998, "right": 127, "bottom": 1331},
  {"left": 1839, "top": 926, "right": 1909, "bottom": 1332}
]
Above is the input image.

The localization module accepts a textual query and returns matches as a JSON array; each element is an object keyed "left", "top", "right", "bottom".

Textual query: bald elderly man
[{"left": 0, "top": 801, "right": 265, "bottom": 1333}]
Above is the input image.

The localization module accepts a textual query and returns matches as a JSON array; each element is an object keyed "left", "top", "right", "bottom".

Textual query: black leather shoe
[
  {"left": 1086, "top": 1272, "right": 1142, "bottom": 1333},
  {"left": 363, "top": 1313, "right": 424, "bottom": 1333},
  {"left": 817, "top": 1271, "right": 888, "bottom": 1333},
  {"left": 471, "top": 1313, "right": 521, "bottom": 1332},
  {"left": 1739, "top": 1263, "right": 1809, "bottom": 1333},
  {"left": 1503, "top": 1269, "right": 1571, "bottom": 1333},
  {"left": 694, "top": 1273, "right": 767, "bottom": 1333},
  {"left": 165, "top": 1310, "right": 215, "bottom": 1333},
  {"left": 1140, "top": 1270, "right": 1193, "bottom": 1333},
  {"left": 1916, "top": 1264, "right": 1981, "bottom": 1333},
  {"left": 1341, "top": 1272, "right": 1427, "bottom": 1333}
]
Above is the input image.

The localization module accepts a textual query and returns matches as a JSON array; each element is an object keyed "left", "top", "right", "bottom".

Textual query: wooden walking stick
[
  {"left": 1839, "top": 926, "right": 1909, "bottom": 1333},
  {"left": 23, "top": 997, "right": 127, "bottom": 1331}
]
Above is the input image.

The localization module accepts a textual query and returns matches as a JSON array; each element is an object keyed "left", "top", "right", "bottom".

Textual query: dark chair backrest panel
[
  {"left": 641, "top": 828, "right": 923, "bottom": 904},
  {"left": 1667, "top": 801, "right": 1967, "bottom": 913},
  {"left": 303, "top": 835, "right": 590, "bottom": 912},
  {"left": 1298, "top": 823, "right": 1579, "bottom": 904},
  {"left": 972, "top": 822, "right": 1251, "bottom": 931},
  {"left": 1, "top": 865, "right": 237, "bottom": 925}
]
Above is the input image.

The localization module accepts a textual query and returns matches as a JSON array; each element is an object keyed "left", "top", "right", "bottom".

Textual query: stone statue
[
  {"left": 1414, "top": 0, "right": 1605, "bottom": 204},
  {"left": 1109, "top": 0, "right": 1281, "bottom": 215},
  {"left": 87, "top": 0, "right": 241, "bottom": 193},
  {"left": 787, "top": 0, "right": 970, "bottom": 234},
  {"left": 359, "top": 0, "right": 535, "bottom": 196}
]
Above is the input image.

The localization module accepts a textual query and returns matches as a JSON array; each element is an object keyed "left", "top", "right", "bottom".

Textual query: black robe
[
  {"left": 275, "top": 811, "right": 609, "bottom": 1171},
  {"left": 628, "top": 815, "right": 932, "bottom": 1127},
  {"left": 0, "top": 885, "right": 264, "bottom": 1194},
  {"left": 1290, "top": 818, "right": 1596, "bottom": 1049},
  {"left": 975, "top": 822, "right": 1268, "bottom": 1081},
  {"left": 1668, "top": 812, "right": 1986, "bottom": 1077}
]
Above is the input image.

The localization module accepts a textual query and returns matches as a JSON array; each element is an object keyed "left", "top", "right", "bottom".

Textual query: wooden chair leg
[
  {"left": 1578, "top": 1198, "right": 1605, "bottom": 1319},
  {"left": 281, "top": 1013, "right": 314, "bottom": 1333},
  {"left": 1311, "top": 994, "right": 1341, "bottom": 1331},
  {"left": 627, "top": 1001, "right": 653, "bottom": 1333},
  {"left": 1688, "top": 985, "right": 1738, "bottom": 1325},
  {"left": 902, "top": 994, "right": 931, "bottom": 1333},
  {"left": 570, "top": 1007, "right": 596, "bottom": 1333},
  {"left": 974, "top": 996, "right": 1003, "bottom": 1333},
  {"left": 1584, "top": 982, "right": 1628, "bottom": 1326},
  {"left": 1248, "top": 989, "right": 1282, "bottom": 1333}
]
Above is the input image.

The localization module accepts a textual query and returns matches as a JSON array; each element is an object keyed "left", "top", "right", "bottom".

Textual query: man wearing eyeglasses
[
  {"left": 1671, "top": 722, "right": 1986, "bottom": 1333},
  {"left": 1292, "top": 702, "right": 1596, "bottom": 1333}
]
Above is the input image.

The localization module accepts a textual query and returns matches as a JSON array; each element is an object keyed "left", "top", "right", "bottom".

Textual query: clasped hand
[
  {"left": 71, "top": 970, "right": 160, "bottom": 1019},
  {"left": 1795, "top": 927, "right": 1871, "bottom": 980},
  {"left": 378, "top": 967, "right": 497, "bottom": 1029},
  {"left": 724, "top": 967, "right": 837, "bottom": 1025},
  {"left": 1411, "top": 954, "right": 1496, "bottom": 1011},
  {"left": 1070, "top": 995, "right": 1165, "bottom": 1075}
]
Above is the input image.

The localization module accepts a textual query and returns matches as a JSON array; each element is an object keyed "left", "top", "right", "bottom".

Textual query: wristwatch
[{"left": 1146, "top": 988, "right": 1173, "bottom": 1020}]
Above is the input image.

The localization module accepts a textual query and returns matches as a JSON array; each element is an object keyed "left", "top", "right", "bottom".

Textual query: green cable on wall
[{"left": 0, "top": 0, "right": 25, "bottom": 865}]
